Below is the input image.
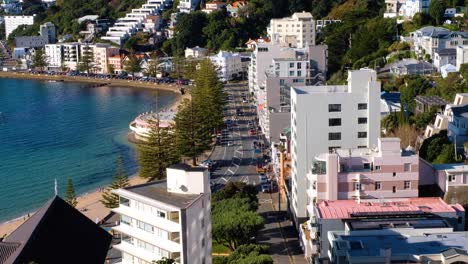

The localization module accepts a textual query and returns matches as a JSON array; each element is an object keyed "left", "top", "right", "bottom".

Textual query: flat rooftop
[
  {"left": 346, "top": 217, "right": 451, "bottom": 231},
  {"left": 433, "top": 163, "right": 468, "bottom": 172},
  {"left": 316, "top": 198, "right": 464, "bottom": 219},
  {"left": 124, "top": 181, "right": 202, "bottom": 209},
  {"left": 335, "top": 231, "right": 468, "bottom": 257}
]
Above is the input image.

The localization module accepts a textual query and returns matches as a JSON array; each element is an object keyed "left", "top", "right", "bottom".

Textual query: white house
[
  {"left": 209, "top": 51, "right": 243, "bottom": 82},
  {"left": 267, "top": 11, "right": 316, "bottom": 48},
  {"left": 433, "top": 48, "right": 456, "bottom": 70},
  {"left": 400, "top": 0, "right": 431, "bottom": 18},
  {"left": 112, "top": 164, "right": 212, "bottom": 264},
  {"left": 289, "top": 69, "right": 381, "bottom": 227},
  {"left": 184, "top": 46, "right": 208, "bottom": 58},
  {"left": 409, "top": 26, "right": 468, "bottom": 59},
  {"left": 4, "top": 15, "right": 35, "bottom": 38},
  {"left": 178, "top": 0, "right": 201, "bottom": 13},
  {"left": 456, "top": 45, "right": 468, "bottom": 71}
]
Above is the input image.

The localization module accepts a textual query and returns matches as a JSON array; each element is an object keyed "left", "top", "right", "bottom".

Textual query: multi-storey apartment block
[
  {"left": 112, "top": 164, "right": 212, "bottom": 264},
  {"left": 307, "top": 137, "right": 419, "bottom": 204},
  {"left": 4, "top": 15, "right": 35, "bottom": 38},
  {"left": 456, "top": 45, "right": 468, "bottom": 71},
  {"left": 178, "top": 0, "right": 201, "bottom": 13},
  {"left": 209, "top": 51, "right": 243, "bottom": 82},
  {"left": 267, "top": 12, "right": 316, "bottom": 48},
  {"left": 289, "top": 69, "right": 381, "bottom": 226}
]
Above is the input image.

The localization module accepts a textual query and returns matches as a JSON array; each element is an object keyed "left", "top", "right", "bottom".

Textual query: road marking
[
  {"left": 259, "top": 199, "right": 272, "bottom": 204},
  {"left": 219, "top": 177, "right": 228, "bottom": 183},
  {"left": 227, "top": 168, "right": 235, "bottom": 174}
]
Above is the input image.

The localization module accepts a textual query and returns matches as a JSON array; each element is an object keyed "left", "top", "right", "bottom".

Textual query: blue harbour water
[{"left": 0, "top": 78, "right": 176, "bottom": 222}]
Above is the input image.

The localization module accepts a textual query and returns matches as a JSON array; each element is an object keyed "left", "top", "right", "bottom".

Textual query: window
[
  {"left": 156, "top": 210, "right": 166, "bottom": 218},
  {"left": 329, "top": 132, "right": 341, "bottom": 140},
  {"left": 393, "top": 172, "right": 396, "bottom": 177},
  {"left": 358, "top": 103, "right": 367, "bottom": 110},
  {"left": 120, "top": 197, "right": 130, "bottom": 206},
  {"left": 201, "top": 238, "right": 205, "bottom": 247},
  {"left": 404, "top": 163, "right": 411, "bottom": 172},
  {"left": 404, "top": 181, "right": 411, "bottom": 189},
  {"left": 329, "top": 118, "right": 341, "bottom": 126},
  {"left": 363, "top": 163, "right": 371, "bottom": 170},
  {"left": 328, "top": 104, "right": 341, "bottom": 112},
  {"left": 121, "top": 215, "right": 132, "bottom": 225},
  {"left": 329, "top": 146, "right": 340, "bottom": 152},
  {"left": 375, "top": 182, "right": 382, "bottom": 190},
  {"left": 289, "top": 62, "right": 294, "bottom": 68},
  {"left": 297, "top": 70, "right": 302, "bottom": 76},
  {"left": 392, "top": 186, "right": 396, "bottom": 193},
  {"left": 354, "top": 183, "right": 361, "bottom": 191},
  {"left": 358, "top": 132, "right": 367, "bottom": 138},
  {"left": 358, "top": 117, "right": 367, "bottom": 124},
  {"left": 137, "top": 221, "right": 154, "bottom": 234},
  {"left": 448, "top": 175, "right": 456, "bottom": 182},
  {"left": 358, "top": 145, "right": 367, "bottom": 148},
  {"left": 280, "top": 79, "right": 285, "bottom": 85},
  {"left": 289, "top": 71, "right": 294, "bottom": 76},
  {"left": 201, "top": 218, "right": 205, "bottom": 228},
  {"left": 297, "top": 62, "right": 302, "bottom": 69}
]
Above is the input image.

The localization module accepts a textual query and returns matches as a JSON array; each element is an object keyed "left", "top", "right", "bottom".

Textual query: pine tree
[
  {"left": 124, "top": 54, "right": 142, "bottom": 78},
  {"left": 174, "top": 98, "right": 212, "bottom": 165},
  {"left": 65, "top": 178, "right": 78, "bottom": 208},
  {"left": 32, "top": 48, "right": 48, "bottom": 71},
  {"left": 137, "top": 119, "right": 179, "bottom": 181},
  {"left": 144, "top": 54, "right": 160, "bottom": 78},
  {"left": 101, "top": 155, "right": 130, "bottom": 208},
  {"left": 77, "top": 46, "right": 94, "bottom": 73}
]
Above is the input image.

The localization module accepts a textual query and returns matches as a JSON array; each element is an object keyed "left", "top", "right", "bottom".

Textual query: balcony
[
  {"left": 112, "top": 205, "right": 180, "bottom": 232},
  {"left": 113, "top": 223, "right": 181, "bottom": 253},
  {"left": 114, "top": 241, "right": 181, "bottom": 264}
]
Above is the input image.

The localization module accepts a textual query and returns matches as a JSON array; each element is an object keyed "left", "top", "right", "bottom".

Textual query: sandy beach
[{"left": 0, "top": 76, "right": 191, "bottom": 237}]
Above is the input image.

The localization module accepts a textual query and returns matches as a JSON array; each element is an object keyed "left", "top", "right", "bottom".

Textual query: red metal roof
[{"left": 316, "top": 198, "right": 464, "bottom": 219}]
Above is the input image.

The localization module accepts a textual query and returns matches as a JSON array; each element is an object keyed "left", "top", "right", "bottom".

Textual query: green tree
[
  {"left": 32, "top": 48, "right": 48, "bottom": 70},
  {"left": 433, "top": 144, "right": 457, "bottom": 164},
  {"left": 429, "top": 0, "right": 447, "bottom": 25},
  {"left": 144, "top": 55, "right": 160, "bottom": 78},
  {"left": 174, "top": 99, "right": 212, "bottom": 165},
  {"left": 170, "top": 12, "right": 208, "bottom": 56},
  {"left": 212, "top": 198, "right": 264, "bottom": 251},
  {"left": 419, "top": 130, "right": 458, "bottom": 163},
  {"left": 137, "top": 119, "right": 179, "bottom": 181},
  {"left": 214, "top": 244, "right": 273, "bottom": 264},
  {"left": 124, "top": 54, "right": 142, "bottom": 78},
  {"left": 153, "top": 257, "right": 175, "bottom": 264},
  {"left": 107, "top": 64, "right": 115, "bottom": 75},
  {"left": 65, "top": 178, "right": 78, "bottom": 208},
  {"left": 77, "top": 46, "right": 94, "bottom": 73},
  {"left": 101, "top": 155, "right": 130, "bottom": 208},
  {"left": 411, "top": 109, "right": 436, "bottom": 129},
  {"left": 212, "top": 182, "right": 259, "bottom": 211},
  {"left": 400, "top": 76, "right": 432, "bottom": 112}
]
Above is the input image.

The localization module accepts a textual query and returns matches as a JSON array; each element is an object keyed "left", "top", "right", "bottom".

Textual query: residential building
[
  {"left": 45, "top": 42, "right": 81, "bottom": 70},
  {"left": 257, "top": 45, "right": 327, "bottom": 143},
  {"left": 178, "top": 0, "right": 201, "bottom": 13},
  {"left": 414, "top": 95, "right": 448, "bottom": 114},
  {"left": 112, "top": 164, "right": 212, "bottom": 264},
  {"left": 441, "top": 63, "right": 457, "bottom": 78},
  {"left": 456, "top": 45, "right": 468, "bottom": 71},
  {"left": 390, "top": 60, "right": 437, "bottom": 76},
  {"left": 267, "top": 12, "right": 316, "bottom": 48},
  {"left": 409, "top": 26, "right": 468, "bottom": 59},
  {"left": 4, "top": 15, "right": 35, "bottom": 38},
  {"left": 307, "top": 138, "right": 419, "bottom": 203},
  {"left": 434, "top": 48, "right": 456, "bottom": 70},
  {"left": 432, "top": 163, "right": 468, "bottom": 196},
  {"left": 185, "top": 46, "right": 208, "bottom": 58},
  {"left": 422, "top": 93, "right": 468, "bottom": 148},
  {"left": 108, "top": 54, "right": 124, "bottom": 73},
  {"left": 14, "top": 36, "right": 48, "bottom": 48},
  {"left": 245, "top": 37, "right": 270, "bottom": 50},
  {"left": 0, "top": 196, "right": 112, "bottom": 263},
  {"left": 300, "top": 198, "right": 465, "bottom": 262},
  {"left": 201, "top": 1, "right": 226, "bottom": 14},
  {"left": 226, "top": 1, "right": 247, "bottom": 17},
  {"left": 289, "top": 69, "right": 381, "bottom": 226},
  {"left": 209, "top": 51, "right": 243, "bottom": 82},
  {"left": 92, "top": 44, "right": 120, "bottom": 74},
  {"left": 400, "top": 0, "right": 431, "bottom": 18},
  {"left": 328, "top": 229, "right": 468, "bottom": 264},
  {"left": 315, "top": 19, "right": 341, "bottom": 32},
  {"left": 143, "top": 15, "right": 162, "bottom": 33},
  {"left": 380, "top": 91, "right": 401, "bottom": 117},
  {"left": 39, "top": 22, "right": 56, "bottom": 44},
  {"left": 384, "top": 0, "right": 406, "bottom": 18}
]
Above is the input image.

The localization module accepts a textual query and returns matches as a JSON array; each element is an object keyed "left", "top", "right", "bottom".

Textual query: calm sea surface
[{"left": 0, "top": 78, "right": 176, "bottom": 222}]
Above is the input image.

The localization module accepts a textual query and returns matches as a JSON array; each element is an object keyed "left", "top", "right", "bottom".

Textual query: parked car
[
  {"left": 261, "top": 184, "right": 271, "bottom": 193},
  {"left": 259, "top": 174, "right": 268, "bottom": 184}
]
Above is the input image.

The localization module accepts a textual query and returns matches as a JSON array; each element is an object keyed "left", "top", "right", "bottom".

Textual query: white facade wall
[
  {"left": 178, "top": 0, "right": 201, "bottom": 13},
  {"left": 456, "top": 45, "right": 468, "bottom": 71},
  {"left": 267, "top": 12, "right": 316, "bottom": 48},
  {"left": 4, "top": 15, "right": 35, "bottom": 38},
  {"left": 290, "top": 69, "right": 381, "bottom": 224},
  {"left": 210, "top": 51, "right": 243, "bottom": 82}
]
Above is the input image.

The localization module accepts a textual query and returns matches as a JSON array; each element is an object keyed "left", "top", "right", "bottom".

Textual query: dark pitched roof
[
  {"left": 2, "top": 196, "right": 112, "bottom": 264},
  {"left": 436, "top": 48, "right": 456, "bottom": 56},
  {"left": 124, "top": 181, "right": 203, "bottom": 208}
]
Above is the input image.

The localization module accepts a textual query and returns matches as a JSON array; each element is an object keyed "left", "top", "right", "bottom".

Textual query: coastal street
[{"left": 209, "top": 82, "right": 262, "bottom": 188}]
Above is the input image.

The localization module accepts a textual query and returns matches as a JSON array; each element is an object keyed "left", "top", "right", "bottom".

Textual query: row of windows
[
  {"left": 354, "top": 181, "right": 411, "bottom": 191},
  {"left": 328, "top": 103, "right": 368, "bottom": 112},
  {"left": 328, "top": 118, "right": 367, "bottom": 126},
  {"left": 328, "top": 132, "right": 367, "bottom": 140}
]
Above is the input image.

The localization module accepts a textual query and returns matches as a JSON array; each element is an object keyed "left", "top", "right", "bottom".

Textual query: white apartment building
[
  {"left": 102, "top": 0, "right": 172, "bottom": 45},
  {"left": 178, "top": 0, "right": 201, "bottom": 13},
  {"left": 209, "top": 51, "right": 243, "bottom": 82},
  {"left": 185, "top": 46, "right": 208, "bottom": 58},
  {"left": 289, "top": 69, "right": 381, "bottom": 226},
  {"left": 4, "top": 15, "right": 35, "bottom": 38},
  {"left": 112, "top": 164, "right": 212, "bottom": 264},
  {"left": 409, "top": 26, "right": 468, "bottom": 59},
  {"left": 267, "top": 11, "right": 316, "bottom": 48},
  {"left": 456, "top": 45, "right": 468, "bottom": 71},
  {"left": 400, "top": 0, "right": 431, "bottom": 18}
]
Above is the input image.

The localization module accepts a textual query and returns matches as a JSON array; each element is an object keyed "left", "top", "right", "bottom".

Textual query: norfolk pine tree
[
  {"left": 124, "top": 54, "right": 143, "bottom": 78},
  {"left": 65, "top": 178, "right": 78, "bottom": 208},
  {"left": 101, "top": 155, "right": 130, "bottom": 208},
  {"left": 77, "top": 46, "right": 94, "bottom": 73},
  {"left": 144, "top": 54, "right": 160, "bottom": 78},
  {"left": 137, "top": 119, "right": 179, "bottom": 181},
  {"left": 32, "top": 48, "right": 48, "bottom": 71}
]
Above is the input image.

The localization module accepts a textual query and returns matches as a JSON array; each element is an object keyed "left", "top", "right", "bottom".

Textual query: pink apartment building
[
  {"left": 307, "top": 138, "right": 419, "bottom": 207},
  {"left": 93, "top": 45, "right": 120, "bottom": 74}
]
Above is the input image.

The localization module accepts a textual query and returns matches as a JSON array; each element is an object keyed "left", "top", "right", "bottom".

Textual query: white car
[
  {"left": 259, "top": 175, "right": 268, "bottom": 184},
  {"left": 227, "top": 141, "right": 234, "bottom": 146}
]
